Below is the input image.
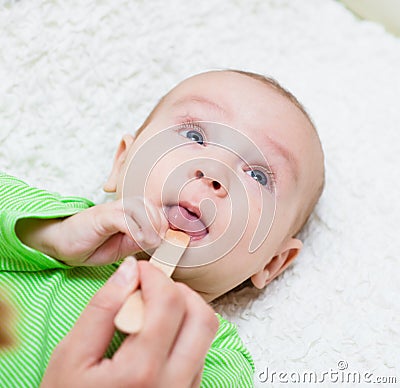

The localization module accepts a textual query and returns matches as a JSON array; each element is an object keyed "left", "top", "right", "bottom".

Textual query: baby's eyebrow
[
  {"left": 262, "top": 134, "right": 299, "bottom": 183},
  {"left": 172, "top": 95, "right": 229, "bottom": 119}
]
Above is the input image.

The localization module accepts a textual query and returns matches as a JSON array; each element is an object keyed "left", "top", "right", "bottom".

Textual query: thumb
[{"left": 63, "top": 257, "right": 139, "bottom": 364}]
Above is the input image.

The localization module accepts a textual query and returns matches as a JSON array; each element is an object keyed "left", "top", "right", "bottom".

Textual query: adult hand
[
  {"left": 41, "top": 257, "right": 219, "bottom": 388},
  {"left": 16, "top": 197, "right": 169, "bottom": 266}
]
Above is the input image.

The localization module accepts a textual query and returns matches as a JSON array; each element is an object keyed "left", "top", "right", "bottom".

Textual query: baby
[
  {"left": 103, "top": 69, "right": 324, "bottom": 299},
  {"left": 0, "top": 69, "right": 324, "bottom": 387}
]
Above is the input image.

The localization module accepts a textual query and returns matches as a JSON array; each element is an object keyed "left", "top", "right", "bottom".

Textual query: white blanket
[{"left": 1, "top": 1, "right": 399, "bottom": 386}]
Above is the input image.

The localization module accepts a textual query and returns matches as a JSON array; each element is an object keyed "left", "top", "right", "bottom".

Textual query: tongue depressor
[{"left": 114, "top": 229, "right": 190, "bottom": 334}]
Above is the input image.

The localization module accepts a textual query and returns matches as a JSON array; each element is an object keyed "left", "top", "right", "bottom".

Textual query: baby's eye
[
  {"left": 178, "top": 123, "right": 206, "bottom": 145},
  {"left": 246, "top": 169, "right": 268, "bottom": 186},
  {"left": 185, "top": 129, "right": 204, "bottom": 145}
]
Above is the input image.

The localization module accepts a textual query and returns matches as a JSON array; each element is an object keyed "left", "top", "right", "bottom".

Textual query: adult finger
[
  {"left": 61, "top": 257, "right": 139, "bottom": 365},
  {"left": 116, "top": 261, "right": 186, "bottom": 366},
  {"left": 123, "top": 197, "right": 162, "bottom": 246},
  {"left": 86, "top": 231, "right": 141, "bottom": 265},
  {"left": 165, "top": 283, "right": 219, "bottom": 386},
  {"left": 191, "top": 367, "right": 204, "bottom": 388}
]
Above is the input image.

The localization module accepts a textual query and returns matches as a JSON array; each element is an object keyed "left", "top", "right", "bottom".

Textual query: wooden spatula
[{"left": 114, "top": 229, "right": 190, "bottom": 334}]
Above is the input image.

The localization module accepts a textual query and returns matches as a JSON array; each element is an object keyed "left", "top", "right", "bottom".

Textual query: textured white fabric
[{"left": 1, "top": 1, "right": 399, "bottom": 386}]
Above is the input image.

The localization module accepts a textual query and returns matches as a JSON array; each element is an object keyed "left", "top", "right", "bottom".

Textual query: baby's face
[{"left": 110, "top": 71, "right": 322, "bottom": 301}]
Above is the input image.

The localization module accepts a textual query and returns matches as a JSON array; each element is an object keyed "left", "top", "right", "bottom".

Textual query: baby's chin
[
  {"left": 134, "top": 250, "right": 208, "bottom": 281},
  {"left": 133, "top": 246, "right": 223, "bottom": 302}
]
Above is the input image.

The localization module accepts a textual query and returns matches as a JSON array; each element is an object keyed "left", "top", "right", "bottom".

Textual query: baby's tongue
[{"left": 167, "top": 205, "right": 208, "bottom": 240}]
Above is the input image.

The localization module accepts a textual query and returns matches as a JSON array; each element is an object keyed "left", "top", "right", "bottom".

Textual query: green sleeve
[
  {"left": 201, "top": 313, "right": 255, "bottom": 387},
  {"left": 0, "top": 172, "right": 94, "bottom": 272}
]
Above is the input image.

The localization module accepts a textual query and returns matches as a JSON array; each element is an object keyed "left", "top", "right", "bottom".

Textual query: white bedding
[{"left": 1, "top": 1, "right": 399, "bottom": 386}]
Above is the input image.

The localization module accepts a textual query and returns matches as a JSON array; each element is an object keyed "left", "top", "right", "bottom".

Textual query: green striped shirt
[{"left": 0, "top": 172, "right": 254, "bottom": 387}]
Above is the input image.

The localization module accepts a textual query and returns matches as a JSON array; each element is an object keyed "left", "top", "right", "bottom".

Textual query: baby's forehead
[
  {"left": 167, "top": 71, "right": 309, "bottom": 129},
  {"left": 160, "top": 71, "right": 317, "bottom": 166}
]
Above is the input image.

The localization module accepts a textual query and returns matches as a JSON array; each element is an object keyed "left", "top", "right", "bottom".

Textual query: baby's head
[{"left": 104, "top": 70, "right": 324, "bottom": 301}]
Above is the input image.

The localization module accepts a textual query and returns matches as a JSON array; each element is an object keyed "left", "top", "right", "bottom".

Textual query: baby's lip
[
  {"left": 166, "top": 203, "right": 208, "bottom": 241},
  {"left": 178, "top": 201, "right": 201, "bottom": 219}
]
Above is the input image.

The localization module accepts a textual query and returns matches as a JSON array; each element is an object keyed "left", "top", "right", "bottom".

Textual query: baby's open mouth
[{"left": 167, "top": 205, "right": 208, "bottom": 241}]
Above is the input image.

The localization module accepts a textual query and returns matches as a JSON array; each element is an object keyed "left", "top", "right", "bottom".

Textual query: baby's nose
[{"left": 194, "top": 169, "right": 228, "bottom": 198}]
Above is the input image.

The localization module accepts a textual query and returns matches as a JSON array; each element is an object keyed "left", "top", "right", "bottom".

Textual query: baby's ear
[
  {"left": 103, "top": 134, "right": 135, "bottom": 193},
  {"left": 250, "top": 238, "right": 303, "bottom": 289}
]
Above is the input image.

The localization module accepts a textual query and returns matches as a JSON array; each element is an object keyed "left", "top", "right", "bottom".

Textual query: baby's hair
[{"left": 134, "top": 69, "right": 325, "bottom": 238}]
